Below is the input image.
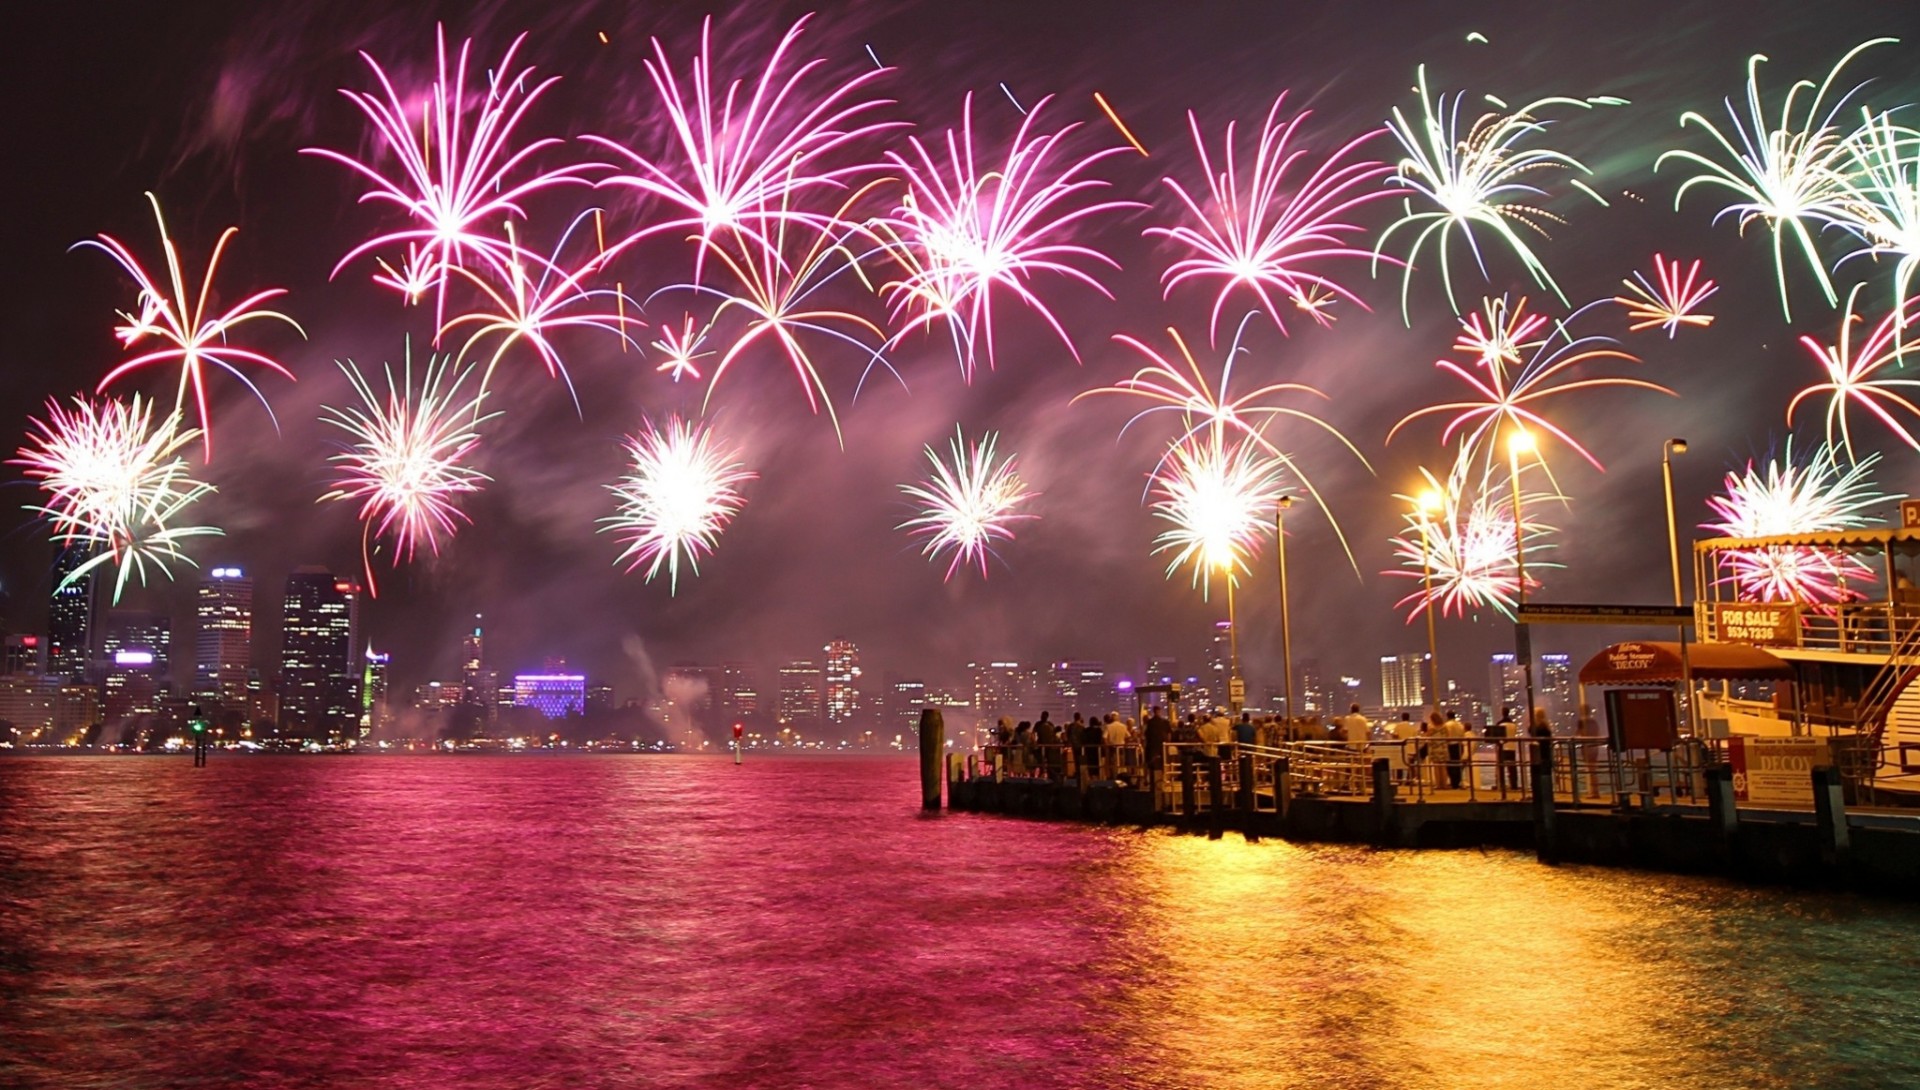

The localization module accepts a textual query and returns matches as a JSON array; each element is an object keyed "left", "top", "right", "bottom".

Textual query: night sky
[{"left": 0, "top": 0, "right": 1913, "bottom": 708}]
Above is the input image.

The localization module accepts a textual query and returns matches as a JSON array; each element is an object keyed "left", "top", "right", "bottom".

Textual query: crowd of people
[{"left": 983, "top": 700, "right": 1606, "bottom": 792}]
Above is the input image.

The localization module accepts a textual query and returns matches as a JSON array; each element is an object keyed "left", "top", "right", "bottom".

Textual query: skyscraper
[
  {"left": 47, "top": 546, "right": 95, "bottom": 680},
  {"left": 1540, "top": 653, "right": 1575, "bottom": 730},
  {"left": 361, "top": 647, "right": 390, "bottom": 737},
  {"left": 1380, "top": 653, "right": 1430, "bottom": 709},
  {"left": 101, "top": 610, "right": 171, "bottom": 681},
  {"left": 280, "top": 568, "right": 362, "bottom": 741},
  {"left": 823, "top": 639, "right": 861, "bottom": 725},
  {"left": 718, "top": 662, "right": 759, "bottom": 720},
  {"left": 969, "top": 661, "right": 1034, "bottom": 721},
  {"left": 1489, "top": 653, "right": 1527, "bottom": 719},
  {"left": 1207, "top": 621, "right": 1233, "bottom": 703},
  {"left": 195, "top": 567, "right": 253, "bottom": 713},
  {"left": 4, "top": 634, "right": 44, "bottom": 677},
  {"left": 777, "top": 660, "right": 822, "bottom": 725},
  {"left": 513, "top": 673, "right": 586, "bottom": 719},
  {"left": 1298, "top": 659, "right": 1330, "bottom": 716}
]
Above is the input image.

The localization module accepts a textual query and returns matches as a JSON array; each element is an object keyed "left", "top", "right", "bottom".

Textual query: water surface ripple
[{"left": 3, "top": 755, "right": 1919, "bottom": 1089}]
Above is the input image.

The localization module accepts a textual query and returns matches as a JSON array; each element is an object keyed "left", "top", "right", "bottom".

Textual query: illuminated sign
[
  {"left": 1712, "top": 602, "right": 1799, "bottom": 647},
  {"left": 114, "top": 650, "right": 155, "bottom": 667}
]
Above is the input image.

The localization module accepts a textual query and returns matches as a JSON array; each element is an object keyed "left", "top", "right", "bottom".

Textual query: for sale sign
[
  {"left": 1713, "top": 602, "right": 1799, "bottom": 647},
  {"left": 1728, "top": 736, "right": 1831, "bottom": 808}
]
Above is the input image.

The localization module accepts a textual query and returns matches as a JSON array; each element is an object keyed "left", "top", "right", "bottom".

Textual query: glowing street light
[
  {"left": 1276, "top": 495, "right": 1295, "bottom": 726},
  {"left": 1662, "top": 438, "right": 1689, "bottom": 607},
  {"left": 1507, "top": 427, "right": 1539, "bottom": 734},
  {"left": 1416, "top": 487, "right": 1445, "bottom": 712}
]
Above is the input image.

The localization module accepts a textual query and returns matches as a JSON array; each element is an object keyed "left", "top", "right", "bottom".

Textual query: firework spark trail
[
  {"left": 306, "top": 27, "right": 598, "bottom": 326},
  {"left": 1092, "top": 91, "right": 1148, "bottom": 156},
  {"left": 601, "top": 414, "right": 755, "bottom": 594},
  {"left": 1785, "top": 285, "right": 1920, "bottom": 462},
  {"left": 75, "top": 193, "right": 303, "bottom": 462},
  {"left": 1389, "top": 302, "right": 1671, "bottom": 473},
  {"left": 587, "top": 14, "right": 899, "bottom": 270},
  {"left": 1452, "top": 294, "right": 1550, "bottom": 370},
  {"left": 652, "top": 314, "right": 715, "bottom": 383},
  {"left": 876, "top": 92, "right": 1139, "bottom": 382},
  {"left": 1657, "top": 38, "right": 1895, "bottom": 321},
  {"left": 1147, "top": 94, "right": 1392, "bottom": 342},
  {"left": 1149, "top": 431, "right": 1281, "bottom": 599},
  {"left": 1377, "top": 65, "right": 1622, "bottom": 320},
  {"left": 438, "top": 212, "right": 644, "bottom": 407},
  {"left": 1613, "top": 254, "right": 1719, "bottom": 336},
  {"left": 13, "top": 394, "right": 219, "bottom": 603},
  {"left": 319, "top": 349, "right": 498, "bottom": 595},
  {"left": 1702, "top": 440, "right": 1892, "bottom": 603},
  {"left": 897, "top": 427, "right": 1038, "bottom": 580},
  {"left": 653, "top": 180, "right": 895, "bottom": 443},
  {"left": 1836, "top": 107, "right": 1920, "bottom": 334},
  {"left": 1385, "top": 454, "right": 1557, "bottom": 621}
]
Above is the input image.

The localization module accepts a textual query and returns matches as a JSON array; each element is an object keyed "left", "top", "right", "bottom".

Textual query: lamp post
[
  {"left": 1509, "top": 429, "right": 1539, "bottom": 731},
  {"left": 1221, "top": 558, "right": 1242, "bottom": 714},
  {"left": 1277, "top": 496, "right": 1295, "bottom": 725},
  {"left": 1662, "top": 438, "right": 1689, "bottom": 607},
  {"left": 1417, "top": 488, "right": 1444, "bottom": 713}
]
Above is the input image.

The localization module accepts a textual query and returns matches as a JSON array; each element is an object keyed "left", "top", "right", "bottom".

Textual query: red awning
[{"left": 1578, "top": 641, "right": 1793, "bottom": 685}]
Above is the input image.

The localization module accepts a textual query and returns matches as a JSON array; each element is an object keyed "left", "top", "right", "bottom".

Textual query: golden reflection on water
[{"left": 1095, "top": 832, "right": 1750, "bottom": 1090}]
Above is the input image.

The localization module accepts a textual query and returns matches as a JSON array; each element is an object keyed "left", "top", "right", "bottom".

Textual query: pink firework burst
[
  {"left": 1785, "top": 285, "right": 1920, "bottom": 463},
  {"left": 587, "top": 14, "right": 898, "bottom": 267},
  {"left": 306, "top": 26, "right": 597, "bottom": 325},
  {"left": 898, "top": 427, "right": 1039, "bottom": 581},
  {"left": 600, "top": 414, "right": 756, "bottom": 594},
  {"left": 877, "top": 92, "right": 1139, "bottom": 381},
  {"left": 1614, "top": 254, "right": 1718, "bottom": 336},
  {"left": 1390, "top": 304, "right": 1671, "bottom": 472},
  {"left": 75, "top": 192, "right": 303, "bottom": 462},
  {"left": 1385, "top": 456, "right": 1557, "bottom": 621},
  {"left": 1452, "top": 294, "right": 1550, "bottom": 371},
  {"left": 438, "top": 213, "right": 644, "bottom": 403},
  {"left": 652, "top": 314, "right": 715, "bottom": 383},
  {"left": 1147, "top": 93, "right": 1393, "bottom": 343},
  {"left": 1703, "top": 440, "right": 1889, "bottom": 603}
]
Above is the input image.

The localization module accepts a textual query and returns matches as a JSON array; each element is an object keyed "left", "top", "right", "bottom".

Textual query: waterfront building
[
  {"left": 412, "top": 680, "right": 464, "bottom": 710},
  {"left": 889, "top": 678, "right": 927, "bottom": 732},
  {"left": 719, "top": 662, "right": 758, "bottom": 720},
  {"left": 1380, "top": 653, "right": 1430, "bottom": 710},
  {"left": 1048, "top": 660, "right": 1108, "bottom": 716},
  {"left": 280, "top": 569, "right": 363, "bottom": 741},
  {"left": 361, "top": 648, "right": 390, "bottom": 737},
  {"left": 47, "top": 546, "right": 95, "bottom": 680},
  {"left": 777, "top": 660, "right": 823, "bottom": 726},
  {"left": 823, "top": 640, "right": 861, "bottom": 725},
  {"left": 1298, "top": 659, "right": 1331, "bottom": 717},
  {"left": 1541, "top": 652, "right": 1575, "bottom": 731},
  {"left": 100, "top": 610, "right": 171, "bottom": 682},
  {"left": 969, "top": 661, "right": 1036, "bottom": 722},
  {"left": 1145, "top": 656, "right": 1179, "bottom": 687},
  {"left": 586, "top": 680, "right": 615, "bottom": 712},
  {"left": 195, "top": 567, "right": 253, "bottom": 714},
  {"left": 664, "top": 663, "right": 720, "bottom": 729},
  {"left": 1489, "top": 653, "right": 1527, "bottom": 717},
  {"left": 1207, "top": 622, "right": 1232, "bottom": 703},
  {"left": 513, "top": 673, "right": 586, "bottom": 719},
  {"left": 4, "top": 634, "right": 44, "bottom": 676},
  {"left": 52, "top": 683, "right": 100, "bottom": 743},
  {"left": 102, "top": 648, "right": 162, "bottom": 721},
  {"left": 0, "top": 674, "right": 59, "bottom": 742}
]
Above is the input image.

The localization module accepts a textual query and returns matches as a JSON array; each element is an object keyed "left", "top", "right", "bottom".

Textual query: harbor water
[{"left": 3, "top": 755, "right": 1918, "bottom": 1089}]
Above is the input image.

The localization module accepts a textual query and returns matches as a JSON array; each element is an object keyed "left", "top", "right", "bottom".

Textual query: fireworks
[
  {"left": 306, "top": 28, "right": 596, "bottom": 323},
  {"left": 1657, "top": 39, "right": 1894, "bottom": 320},
  {"left": 319, "top": 350, "right": 497, "bottom": 592},
  {"left": 1148, "top": 94, "right": 1391, "bottom": 341},
  {"left": 659, "top": 183, "right": 892, "bottom": 442},
  {"left": 1386, "top": 457, "right": 1556, "bottom": 620},
  {"left": 76, "top": 193, "right": 303, "bottom": 461},
  {"left": 1453, "top": 294, "right": 1550, "bottom": 371},
  {"left": 601, "top": 415, "right": 755, "bottom": 593},
  {"left": 1785, "top": 286, "right": 1920, "bottom": 462},
  {"left": 1390, "top": 304, "right": 1669, "bottom": 472},
  {"left": 1377, "top": 65, "right": 1620, "bottom": 319},
  {"left": 1702, "top": 441, "right": 1890, "bottom": 603},
  {"left": 897, "top": 427, "right": 1038, "bottom": 580},
  {"left": 1149, "top": 432, "right": 1282, "bottom": 597},
  {"left": 13, "top": 395, "right": 219, "bottom": 603},
  {"left": 1835, "top": 108, "right": 1920, "bottom": 331},
  {"left": 438, "top": 215, "right": 642, "bottom": 402},
  {"left": 652, "top": 314, "right": 715, "bottom": 383},
  {"left": 587, "top": 15, "right": 896, "bottom": 261},
  {"left": 1614, "top": 255, "right": 1718, "bottom": 336},
  {"left": 877, "top": 93, "right": 1136, "bottom": 380}
]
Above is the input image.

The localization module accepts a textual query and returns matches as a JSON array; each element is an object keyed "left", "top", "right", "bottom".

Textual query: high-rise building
[
  {"left": 823, "top": 640, "right": 861, "bottom": 725},
  {"left": 1489, "top": 653, "right": 1527, "bottom": 720},
  {"left": 4, "top": 634, "right": 44, "bottom": 676},
  {"left": 777, "top": 660, "right": 823, "bottom": 725},
  {"left": 513, "top": 673, "right": 586, "bottom": 719},
  {"left": 101, "top": 610, "right": 171, "bottom": 682},
  {"left": 458, "top": 615, "right": 496, "bottom": 713},
  {"left": 1380, "top": 653, "right": 1430, "bottom": 709},
  {"left": 1298, "top": 659, "right": 1330, "bottom": 716},
  {"left": 664, "top": 663, "right": 720, "bottom": 729},
  {"left": 719, "top": 662, "right": 759, "bottom": 720},
  {"left": 1540, "top": 653, "right": 1575, "bottom": 731},
  {"left": 969, "top": 661, "right": 1035, "bottom": 722},
  {"left": 195, "top": 567, "right": 253, "bottom": 713},
  {"left": 280, "top": 569, "right": 362, "bottom": 741},
  {"left": 888, "top": 678, "right": 927, "bottom": 732},
  {"left": 1145, "top": 656, "right": 1179, "bottom": 687},
  {"left": 586, "top": 680, "right": 615, "bottom": 712},
  {"left": 1047, "top": 660, "right": 1108, "bottom": 715},
  {"left": 47, "top": 546, "right": 96, "bottom": 680},
  {"left": 1207, "top": 621, "right": 1233, "bottom": 703},
  {"left": 361, "top": 647, "right": 390, "bottom": 737}
]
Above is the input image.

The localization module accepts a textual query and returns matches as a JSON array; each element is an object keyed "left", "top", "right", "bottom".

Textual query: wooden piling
[
  {"left": 1207, "top": 758, "right": 1226, "bottom": 841},
  {"left": 1812, "top": 766, "right": 1851, "bottom": 866},
  {"left": 918, "top": 708, "right": 945, "bottom": 811},
  {"left": 1238, "top": 754, "right": 1259, "bottom": 843},
  {"left": 1531, "top": 739, "right": 1557, "bottom": 863},
  {"left": 1706, "top": 764, "right": 1738, "bottom": 850},
  {"left": 1371, "top": 758, "right": 1394, "bottom": 847},
  {"left": 1179, "top": 751, "right": 1197, "bottom": 827}
]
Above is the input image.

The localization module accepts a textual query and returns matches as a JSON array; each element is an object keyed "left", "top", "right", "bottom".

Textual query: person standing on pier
[
  {"left": 1101, "top": 712, "right": 1128, "bottom": 779},
  {"left": 1145, "top": 705, "right": 1172, "bottom": 785},
  {"left": 1035, "top": 712, "right": 1062, "bottom": 780},
  {"left": 1491, "top": 707, "right": 1520, "bottom": 792},
  {"left": 1442, "top": 710, "right": 1467, "bottom": 790}
]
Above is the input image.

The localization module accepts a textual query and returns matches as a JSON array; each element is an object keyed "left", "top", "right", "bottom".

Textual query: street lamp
[
  {"left": 1662, "top": 438, "right": 1689, "bottom": 607},
  {"left": 1277, "top": 495, "right": 1295, "bottom": 725},
  {"left": 1508, "top": 428, "right": 1539, "bottom": 732},
  {"left": 1417, "top": 488, "right": 1445, "bottom": 713},
  {"left": 1217, "top": 554, "right": 1242, "bottom": 714}
]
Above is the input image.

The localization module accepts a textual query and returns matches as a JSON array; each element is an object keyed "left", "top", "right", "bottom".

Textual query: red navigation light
[
  {"left": 22, "top": 636, "right": 37, "bottom": 646},
  {"left": 732, "top": 723, "right": 744, "bottom": 739}
]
